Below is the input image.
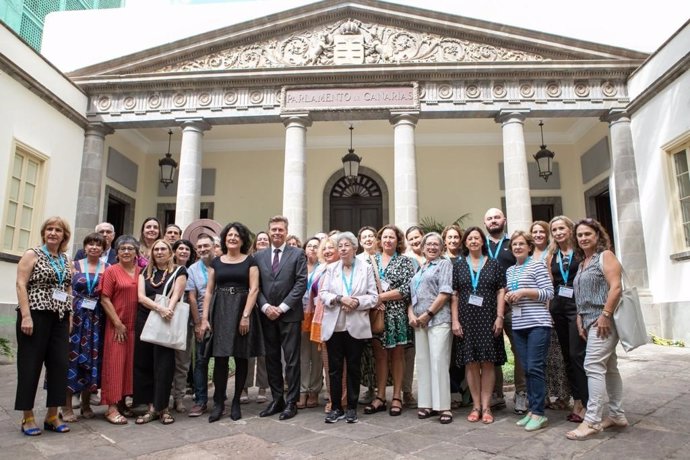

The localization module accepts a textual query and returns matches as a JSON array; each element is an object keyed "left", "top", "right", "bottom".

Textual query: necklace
[{"left": 149, "top": 268, "right": 168, "bottom": 288}]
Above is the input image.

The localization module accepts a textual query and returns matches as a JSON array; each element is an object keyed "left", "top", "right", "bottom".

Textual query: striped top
[
  {"left": 573, "top": 252, "right": 609, "bottom": 330},
  {"left": 505, "top": 258, "right": 554, "bottom": 330}
]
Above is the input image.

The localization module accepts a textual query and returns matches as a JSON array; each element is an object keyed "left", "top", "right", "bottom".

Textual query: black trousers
[
  {"left": 133, "top": 308, "right": 176, "bottom": 412},
  {"left": 212, "top": 356, "right": 248, "bottom": 406},
  {"left": 261, "top": 318, "right": 301, "bottom": 404},
  {"left": 551, "top": 295, "right": 589, "bottom": 404},
  {"left": 15, "top": 310, "right": 69, "bottom": 410},
  {"left": 327, "top": 331, "right": 363, "bottom": 411}
]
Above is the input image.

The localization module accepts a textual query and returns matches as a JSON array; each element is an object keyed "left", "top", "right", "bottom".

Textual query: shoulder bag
[
  {"left": 141, "top": 266, "right": 191, "bottom": 350},
  {"left": 368, "top": 255, "right": 385, "bottom": 334}
]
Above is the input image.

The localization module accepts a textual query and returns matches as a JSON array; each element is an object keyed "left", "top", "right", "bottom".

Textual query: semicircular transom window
[{"left": 330, "top": 174, "right": 382, "bottom": 198}]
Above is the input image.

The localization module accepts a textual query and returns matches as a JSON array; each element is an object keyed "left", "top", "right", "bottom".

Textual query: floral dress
[{"left": 373, "top": 253, "right": 415, "bottom": 348}]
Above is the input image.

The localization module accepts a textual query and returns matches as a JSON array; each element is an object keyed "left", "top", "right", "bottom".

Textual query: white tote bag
[{"left": 140, "top": 267, "right": 190, "bottom": 351}]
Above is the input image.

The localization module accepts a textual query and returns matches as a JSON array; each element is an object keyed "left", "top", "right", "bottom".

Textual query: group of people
[{"left": 15, "top": 209, "right": 628, "bottom": 440}]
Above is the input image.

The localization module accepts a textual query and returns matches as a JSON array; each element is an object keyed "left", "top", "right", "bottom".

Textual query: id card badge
[
  {"left": 81, "top": 299, "right": 97, "bottom": 310},
  {"left": 380, "top": 279, "right": 390, "bottom": 292},
  {"left": 558, "top": 286, "right": 574, "bottom": 299},
  {"left": 468, "top": 294, "right": 484, "bottom": 307},
  {"left": 52, "top": 289, "right": 68, "bottom": 302},
  {"left": 512, "top": 306, "right": 522, "bottom": 318}
]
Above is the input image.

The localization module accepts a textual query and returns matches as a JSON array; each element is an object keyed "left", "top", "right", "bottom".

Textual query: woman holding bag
[
  {"left": 566, "top": 218, "right": 627, "bottom": 440},
  {"left": 134, "top": 239, "right": 187, "bottom": 425}
]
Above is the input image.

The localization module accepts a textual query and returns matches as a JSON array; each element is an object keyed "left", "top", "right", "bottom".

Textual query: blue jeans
[
  {"left": 512, "top": 326, "right": 551, "bottom": 416},
  {"left": 193, "top": 339, "right": 209, "bottom": 405}
]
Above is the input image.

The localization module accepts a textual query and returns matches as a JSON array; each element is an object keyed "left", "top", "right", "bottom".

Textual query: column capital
[
  {"left": 495, "top": 109, "right": 530, "bottom": 125},
  {"left": 176, "top": 118, "right": 211, "bottom": 132},
  {"left": 600, "top": 109, "right": 631, "bottom": 125},
  {"left": 389, "top": 111, "right": 419, "bottom": 126},
  {"left": 282, "top": 113, "right": 312, "bottom": 128},
  {"left": 85, "top": 122, "right": 114, "bottom": 138}
]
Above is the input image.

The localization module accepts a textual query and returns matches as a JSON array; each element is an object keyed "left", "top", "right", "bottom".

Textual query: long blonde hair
[{"left": 143, "top": 239, "right": 176, "bottom": 280}]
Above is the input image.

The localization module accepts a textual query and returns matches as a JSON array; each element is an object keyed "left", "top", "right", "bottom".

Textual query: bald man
[{"left": 483, "top": 208, "right": 527, "bottom": 415}]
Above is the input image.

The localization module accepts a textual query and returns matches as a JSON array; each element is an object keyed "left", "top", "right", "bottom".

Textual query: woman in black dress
[
  {"left": 200, "top": 222, "right": 264, "bottom": 422},
  {"left": 451, "top": 227, "right": 506, "bottom": 424}
]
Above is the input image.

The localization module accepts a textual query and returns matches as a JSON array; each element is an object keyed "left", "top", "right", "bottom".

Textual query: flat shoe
[
  {"left": 482, "top": 408, "right": 494, "bottom": 424},
  {"left": 105, "top": 410, "right": 128, "bottom": 425},
  {"left": 160, "top": 411, "right": 175, "bottom": 425},
  {"left": 417, "top": 408, "right": 436, "bottom": 419},
  {"left": 80, "top": 406, "right": 95, "bottom": 419},
  {"left": 60, "top": 411, "right": 78, "bottom": 423},
  {"left": 439, "top": 411, "right": 453, "bottom": 424},
  {"left": 525, "top": 415, "right": 548, "bottom": 432},
  {"left": 364, "top": 397, "right": 387, "bottom": 415},
  {"left": 566, "top": 421, "right": 603, "bottom": 440},
  {"left": 467, "top": 408, "right": 481, "bottom": 423},
  {"left": 135, "top": 411, "right": 158, "bottom": 425},
  {"left": 44, "top": 415, "right": 70, "bottom": 433},
  {"left": 516, "top": 414, "right": 532, "bottom": 427},
  {"left": 389, "top": 398, "right": 403, "bottom": 416},
  {"left": 601, "top": 416, "right": 629, "bottom": 430},
  {"left": 306, "top": 392, "right": 319, "bottom": 408}
]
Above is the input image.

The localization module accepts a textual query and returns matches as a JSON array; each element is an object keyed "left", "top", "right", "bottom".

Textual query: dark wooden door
[{"left": 329, "top": 174, "right": 383, "bottom": 234}]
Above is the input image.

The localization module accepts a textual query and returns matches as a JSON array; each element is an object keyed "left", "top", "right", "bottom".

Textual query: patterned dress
[
  {"left": 374, "top": 253, "right": 414, "bottom": 348},
  {"left": 66, "top": 259, "right": 107, "bottom": 393},
  {"left": 453, "top": 257, "right": 507, "bottom": 365}
]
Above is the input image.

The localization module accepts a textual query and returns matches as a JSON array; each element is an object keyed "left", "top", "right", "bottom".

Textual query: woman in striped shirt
[{"left": 504, "top": 231, "right": 554, "bottom": 432}]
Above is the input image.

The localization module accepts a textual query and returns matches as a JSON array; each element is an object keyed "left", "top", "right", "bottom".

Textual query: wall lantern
[
  {"left": 341, "top": 125, "right": 362, "bottom": 179},
  {"left": 159, "top": 129, "right": 177, "bottom": 188},
  {"left": 534, "top": 120, "right": 555, "bottom": 182}
]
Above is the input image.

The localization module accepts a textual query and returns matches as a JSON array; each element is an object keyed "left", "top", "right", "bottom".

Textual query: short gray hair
[
  {"left": 335, "top": 231, "right": 359, "bottom": 251},
  {"left": 96, "top": 222, "right": 115, "bottom": 233},
  {"left": 113, "top": 235, "right": 140, "bottom": 254},
  {"left": 422, "top": 231, "right": 443, "bottom": 248}
]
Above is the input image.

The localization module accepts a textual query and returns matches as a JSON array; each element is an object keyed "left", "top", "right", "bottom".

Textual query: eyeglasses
[{"left": 118, "top": 246, "right": 136, "bottom": 252}]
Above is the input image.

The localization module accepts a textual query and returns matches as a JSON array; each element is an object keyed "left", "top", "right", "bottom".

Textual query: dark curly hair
[
  {"left": 172, "top": 238, "right": 197, "bottom": 268},
  {"left": 573, "top": 218, "right": 612, "bottom": 259},
  {"left": 220, "top": 222, "right": 252, "bottom": 255},
  {"left": 460, "top": 226, "right": 488, "bottom": 257},
  {"left": 377, "top": 224, "right": 406, "bottom": 254}
]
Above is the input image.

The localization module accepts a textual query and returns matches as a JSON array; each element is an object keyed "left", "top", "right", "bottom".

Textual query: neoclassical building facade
[{"left": 1, "top": 0, "right": 689, "bottom": 341}]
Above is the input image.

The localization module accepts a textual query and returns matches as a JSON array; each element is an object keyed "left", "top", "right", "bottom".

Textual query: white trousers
[
  {"left": 415, "top": 324, "right": 452, "bottom": 411},
  {"left": 584, "top": 325, "right": 625, "bottom": 424}
]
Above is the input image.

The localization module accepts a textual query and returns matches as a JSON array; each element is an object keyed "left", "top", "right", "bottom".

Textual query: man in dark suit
[
  {"left": 74, "top": 222, "right": 118, "bottom": 265},
  {"left": 255, "top": 216, "right": 307, "bottom": 420}
]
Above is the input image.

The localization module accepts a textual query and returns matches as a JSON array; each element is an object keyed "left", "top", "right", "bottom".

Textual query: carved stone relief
[{"left": 154, "top": 19, "right": 546, "bottom": 72}]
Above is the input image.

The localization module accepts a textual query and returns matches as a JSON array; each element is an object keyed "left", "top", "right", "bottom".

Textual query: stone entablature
[
  {"left": 86, "top": 77, "right": 630, "bottom": 126},
  {"left": 153, "top": 19, "right": 547, "bottom": 73}
]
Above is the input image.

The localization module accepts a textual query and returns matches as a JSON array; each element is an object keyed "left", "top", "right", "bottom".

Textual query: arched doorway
[{"left": 323, "top": 167, "right": 388, "bottom": 233}]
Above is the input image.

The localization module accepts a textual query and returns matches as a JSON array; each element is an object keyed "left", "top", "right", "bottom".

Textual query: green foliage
[
  {"left": 0, "top": 337, "right": 14, "bottom": 358},
  {"left": 419, "top": 214, "right": 471, "bottom": 235},
  {"left": 501, "top": 336, "right": 515, "bottom": 384}
]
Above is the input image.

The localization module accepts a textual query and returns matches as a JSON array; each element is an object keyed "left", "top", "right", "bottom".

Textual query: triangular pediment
[{"left": 70, "top": 0, "right": 647, "bottom": 80}]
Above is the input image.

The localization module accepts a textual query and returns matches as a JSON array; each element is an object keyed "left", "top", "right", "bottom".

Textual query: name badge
[
  {"left": 52, "top": 289, "right": 68, "bottom": 302},
  {"left": 468, "top": 294, "right": 484, "bottom": 307},
  {"left": 512, "top": 306, "right": 522, "bottom": 318},
  {"left": 81, "top": 299, "right": 97, "bottom": 310},
  {"left": 380, "top": 279, "right": 390, "bottom": 292},
  {"left": 558, "top": 286, "right": 574, "bottom": 299}
]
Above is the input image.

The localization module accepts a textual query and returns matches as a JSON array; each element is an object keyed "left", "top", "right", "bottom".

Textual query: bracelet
[
  {"left": 336, "top": 295, "right": 343, "bottom": 305},
  {"left": 497, "top": 315, "right": 504, "bottom": 320},
  {"left": 426, "top": 309, "right": 435, "bottom": 318},
  {"left": 601, "top": 310, "right": 613, "bottom": 318}
]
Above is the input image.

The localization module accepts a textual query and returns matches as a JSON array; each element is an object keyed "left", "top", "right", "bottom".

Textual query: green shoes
[
  {"left": 524, "top": 415, "right": 548, "bottom": 432},
  {"left": 516, "top": 414, "right": 532, "bottom": 427}
]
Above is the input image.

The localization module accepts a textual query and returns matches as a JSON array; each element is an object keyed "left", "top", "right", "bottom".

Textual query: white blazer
[{"left": 319, "top": 259, "right": 378, "bottom": 341}]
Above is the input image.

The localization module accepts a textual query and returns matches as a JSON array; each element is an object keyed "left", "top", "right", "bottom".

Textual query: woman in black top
[
  {"left": 547, "top": 216, "right": 588, "bottom": 423},
  {"left": 200, "top": 222, "right": 264, "bottom": 422}
]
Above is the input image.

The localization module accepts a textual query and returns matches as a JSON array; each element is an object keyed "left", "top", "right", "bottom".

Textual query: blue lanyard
[
  {"left": 413, "top": 261, "right": 434, "bottom": 293},
  {"left": 200, "top": 262, "right": 208, "bottom": 284},
  {"left": 41, "top": 245, "right": 66, "bottom": 286},
  {"left": 341, "top": 260, "right": 355, "bottom": 295},
  {"left": 307, "top": 262, "right": 319, "bottom": 293},
  {"left": 539, "top": 250, "right": 547, "bottom": 262},
  {"left": 509, "top": 257, "right": 531, "bottom": 292},
  {"left": 375, "top": 252, "right": 397, "bottom": 279},
  {"left": 486, "top": 236, "right": 505, "bottom": 260},
  {"left": 465, "top": 255, "right": 485, "bottom": 293},
  {"left": 557, "top": 250, "right": 571, "bottom": 285},
  {"left": 84, "top": 259, "right": 102, "bottom": 296}
]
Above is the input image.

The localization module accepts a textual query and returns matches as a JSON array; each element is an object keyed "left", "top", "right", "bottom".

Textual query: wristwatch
[
  {"left": 242, "top": 312, "right": 250, "bottom": 319},
  {"left": 601, "top": 310, "right": 612, "bottom": 318}
]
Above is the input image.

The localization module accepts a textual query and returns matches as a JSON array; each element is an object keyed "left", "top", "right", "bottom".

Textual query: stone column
[
  {"left": 390, "top": 112, "right": 419, "bottom": 232},
  {"left": 603, "top": 110, "right": 649, "bottom": 288},
  {"left": 175, "top": 119, "right": 210, "bottom": 232},
  {"left": 282, "top": 114, "right": 312, "bottom": 240},
  {"left": 497, "top": 110, "right": 532, "bottom": 233},
  {"left": 74, "top": 122, "right": 113, "bottom": 249}
]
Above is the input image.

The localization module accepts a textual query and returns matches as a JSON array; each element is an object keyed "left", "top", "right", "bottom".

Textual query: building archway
[{"left": 322, "top": 166, "right": 389, "bottom": 233}]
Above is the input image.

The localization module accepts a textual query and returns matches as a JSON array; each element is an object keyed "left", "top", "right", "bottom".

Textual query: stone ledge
[
  {"left": 0, "top": 252, "right": 20, "bottom": 263},
  {"left": 670, "top": 251, "right": 690, "bottom": 261}
]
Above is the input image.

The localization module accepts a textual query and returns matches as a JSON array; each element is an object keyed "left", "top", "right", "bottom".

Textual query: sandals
[
  {"left": 105, "top": 410, "right": 128, "bottom": 425},
  {"left": 117, "top": 403, "right": 135, "bottom": 418},
  {"left": 481, "top": 408, "right": 494, "bottom": 424},
  {"left": 364, "top": 397, "right": 387, "bottom": 415},
  {"left": 566, "top": 421, "right": 603, "bottom": 440},
  {"left": 567, "top": 412, "right": 584, "bottom": 423},
  {"left": 60, "top": 410, "right": 79, "bottom": 423},
  {"left": 439, "top": 411, "right": 453, "bottom": 424},
  {"left": 467, "top": 407, "right": 481, "bottom": 423},
  {"left": 21, "top": 417, "right": 42, "bottom": 436},
  {"left": 389, "top": 398, "right": 403, "bottom": 416},
  {"left": 417, "top": 408, "right": 437, "bottom": 419},
  {"left": 44, "top": 415, "right": 70, "bottom": 433},
  {"left": 80, "top": 405, "right": 95, "bottom": 419},
  {"left": 135, "top": 411, "right": 159, "bottom": 425},
  {"left": 601, "top": 415, "right": 629, "bottom": 430},
  {"left": 159, "top": 411, "right": 175, "bottom": 425}
]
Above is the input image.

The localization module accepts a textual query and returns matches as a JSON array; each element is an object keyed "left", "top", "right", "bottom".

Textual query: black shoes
[
  {"left": 345, "top": 409, "right": 358, "bottom": 423},
  {"left": 259, "top": 399, "right": 285, "bottom": 417},
  {"left": 279, "top": 402, "right": 297, "bottom": 420},
  {"left": 230, "top": 401, "right": 242, "bottom": 421},
  {"left": 208, "top": 405, "right": 223, "bottom": 423},
  {"left": 325, "top": 409, "right": 345, "bottom": 423}
]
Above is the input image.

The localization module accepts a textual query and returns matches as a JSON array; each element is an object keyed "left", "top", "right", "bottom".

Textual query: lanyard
[
  {"left": 509, "top": 257, "right": 531, "bottom": 292},
  {"left": 486, "top": 236, "right": 505, "bottom": 260},
  {"left": 84, "top": 259, "right": 102, "bottom": 296},
  {"left": 375, "top": 252, "right": 397, "bottom": 279},
  {"left": 42, "top": 245, "right": 66, "bottom": 286},
  {"left": 413, "top": 261, "right": 435, "bottom": 293},
  {"left": 341, "top": 260, "right": 355, "bottom": 295},
  {"left": 465, "top": 255, "right": 485, "bottom": 293},
  {"left": 200, "top": 261, "right": 208, "bottom": 284},
  {"left": 307, "top": 262, "right": 320, "bottom": 292},
  {"left": 557, "top": 250, "right": 571, "bottom": 285},
  {"left": 539, "top": 250, "right": 547, "bottom": 262}
]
